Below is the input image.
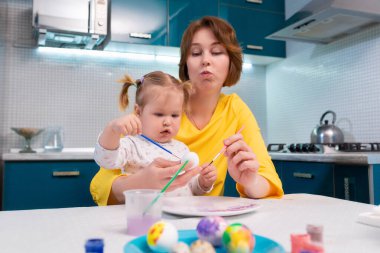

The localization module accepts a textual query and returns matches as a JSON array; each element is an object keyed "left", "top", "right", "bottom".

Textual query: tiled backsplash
[
  {"left": 266, "top": 1, "right": 380, "bottom": 144},
  {"left": 3, "top": 0, "right": 380, "bottom": 154},
  {"left": 0, "top": 0, "right": 265, "bottom": 153}
]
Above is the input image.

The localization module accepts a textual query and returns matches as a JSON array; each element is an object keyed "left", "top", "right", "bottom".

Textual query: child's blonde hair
[{"left": 118, "top": 71, "right": 192, "bottom": 111}]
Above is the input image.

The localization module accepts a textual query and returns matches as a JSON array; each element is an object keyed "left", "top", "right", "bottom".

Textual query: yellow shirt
[
  {"left": 176, "top": 93, "right": 283, "bottom": 198},
  {"left": 90, "top": 93, "right": 283, "bottom": 205}
]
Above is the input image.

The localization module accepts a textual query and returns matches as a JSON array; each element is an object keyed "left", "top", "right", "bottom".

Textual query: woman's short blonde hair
[{"left": 179, "top": 16, "right": 242, "bottom": 87}]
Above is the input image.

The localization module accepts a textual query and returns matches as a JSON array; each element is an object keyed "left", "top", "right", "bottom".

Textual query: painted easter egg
[
  {"left": 181, "top": 151, "right": 199, "bottom": 169},
  {"left": 147, "top": 221, "right": 178, "bottom": 252},
  {"left": 196, "top": 216, "right": 228, "bottom": 246},
  {"left": 171, "top": 242, "right": 191, "bottom": 253},
  {"left": 222, "top": 223, "right": 255, "bottom": 253},
  {"left": 190, "top": 240, "right": 216, "bottom": 253}
]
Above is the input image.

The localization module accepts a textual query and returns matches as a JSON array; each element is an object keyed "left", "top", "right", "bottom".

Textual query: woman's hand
[
  {"left": 223, "top": 133, "right": 270, "bottom": 198},
  {"left": 224, "top": 133, "right": 259, "bottom": 186},
  {"left": 198, "top": 164, "right": 217, "bottom": 191},
  {"left": 150, "top": 158, "right": 202, "bottom": 191},
  {"left": 111, "top": 157, "right": 201, "bottom": 203}
]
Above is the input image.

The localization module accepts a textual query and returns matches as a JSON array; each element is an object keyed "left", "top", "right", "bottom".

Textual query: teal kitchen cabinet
[
  {"left": 272, "top": 160, "right": 283, "bottom": 179},
  {"left": 280, "top": 161, "right": 334, "bottom": 197},
  {"left": 274, "top": 160, "right": 373, "bottom": 204},
  {"left": 2, "top": 161, "right": 99, "bottom": 210},
  {"left": 220, "top": 0, "right": 284, "bottom": 13},
  {"left": 371, "top": 164, "right": 380, "bottom": 205},
  {"left": 334, "top": 164, "right": 370, "bottom": 204},
  {"left": 111, "top": 0, "right": 168, "bottom": 45},
  {"left": 220, "top": 0, "right": 286, "bottom": 57},
  {"left": 224, "top": 170, "right": 240, "bottom": 197},
  {"left": 169, "top": 0, "right": 219, "bottom": 47}
]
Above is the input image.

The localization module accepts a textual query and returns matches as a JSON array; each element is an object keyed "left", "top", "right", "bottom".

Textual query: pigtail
[{"left": 117, "top": 74, "right": 136, "bottom": 111}]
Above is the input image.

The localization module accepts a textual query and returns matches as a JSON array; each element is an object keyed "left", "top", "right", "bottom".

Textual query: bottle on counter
[
  {"left": 43, "top": 126, "right": 64, "bottom": 152},
  {"left": 85, "top": 238, "right": 104, "bottom": 253}
]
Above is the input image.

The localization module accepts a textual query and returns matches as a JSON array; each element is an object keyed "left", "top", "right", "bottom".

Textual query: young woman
[{"left": 90, "top": 16, "right": 283, "bottom": 205}]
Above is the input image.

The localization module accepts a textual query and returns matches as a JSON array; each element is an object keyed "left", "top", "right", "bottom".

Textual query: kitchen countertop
[
  {"left": 2, "top": 149, "right": 380, "bottom": 164},
  {"left": 270, "top": 152, "right": 380, "bottom": 165},
  {"left": 1, "top": 148, "right": 94, "bottom": 161},
  {"left": 0, "top": 194, "right": 378, "bottom": 253}
]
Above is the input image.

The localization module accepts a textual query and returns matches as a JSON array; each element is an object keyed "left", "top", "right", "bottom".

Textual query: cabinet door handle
[
  {"left": 52, "top": 171, "right": 80, "bottom": 177},
  {"left": 247, "top": 44, "right": 264, "bottom": 51},
  {"left": 246, "top": 0, "right": 263, "bottom": 4},
  {"left": 129, "top": 33, "right": 152, "bottom": 39},
  {"left": 343, "top": 177, "right": 356, "bottom": 200},
  {"left": 88, "top": 0, "right": 95, "bottom": 33},
  {"left": 293, "top": 172, "right": 313, "bottom": 179}
]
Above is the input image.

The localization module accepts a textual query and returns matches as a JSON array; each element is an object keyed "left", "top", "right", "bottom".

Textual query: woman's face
[{"left": 186, "top": 28, "right": 230, "bottom": 94}]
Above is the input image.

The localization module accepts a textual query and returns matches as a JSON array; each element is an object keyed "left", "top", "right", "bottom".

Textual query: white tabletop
[{"left": 0, "top": 194, "right": 379, "bottom": 253}]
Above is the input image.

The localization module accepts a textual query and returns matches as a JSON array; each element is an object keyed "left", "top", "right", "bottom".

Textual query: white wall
[
  {"left": 0, "top": 0, "right": 267, "bottom": 153},
  {"left": 266, "top": 0, "right": 380, "bottom": 144}
]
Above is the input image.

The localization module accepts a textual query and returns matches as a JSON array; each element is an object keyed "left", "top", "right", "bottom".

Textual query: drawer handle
[
  {"left": 246, "top": 0, "right": 263, "bottom": 3},
  {"left": 247, "top": 44, "right": 264, "bottom": 51},
  {"left": 52, "top": 171, "right": 80, "bottom": 177},
  {"left": 293, "top": 172, "right": 313, "bottom": 179},
  {"left": 129, "top": 33, "right": 152, "bottom": 39}
]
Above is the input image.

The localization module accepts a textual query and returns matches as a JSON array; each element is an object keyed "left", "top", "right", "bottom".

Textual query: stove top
[{"left": 267, "top": 143, "right": 380, "bottom": 154}]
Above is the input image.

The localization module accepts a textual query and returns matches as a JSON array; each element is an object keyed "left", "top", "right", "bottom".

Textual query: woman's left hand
[{"left": 223, "top": 133, "right": 260, "bottom": 187}]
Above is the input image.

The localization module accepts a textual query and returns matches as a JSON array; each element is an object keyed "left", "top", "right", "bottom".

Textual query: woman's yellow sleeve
[
  {"left": 90, "top": 167, "right": 122, "bottom": 206},
  {"left": 231, "top": 95, "right": 284, "bottom": 198}
]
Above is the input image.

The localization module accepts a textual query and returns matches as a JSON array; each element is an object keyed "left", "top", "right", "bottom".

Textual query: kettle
[{"left": 310, "top": 110, "right": 344, "bottom": 144}]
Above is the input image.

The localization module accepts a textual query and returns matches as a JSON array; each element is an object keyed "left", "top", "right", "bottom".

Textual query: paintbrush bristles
[{"left": 207, "top": 126, "right": 245, "bottom": 166}]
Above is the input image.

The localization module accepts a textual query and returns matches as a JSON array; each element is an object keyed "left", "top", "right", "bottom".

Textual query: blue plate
[{"left": 124, "top": 229, "right": 285, "bottom": 253}]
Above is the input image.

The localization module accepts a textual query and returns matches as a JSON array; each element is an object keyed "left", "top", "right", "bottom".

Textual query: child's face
[{"left": 136, "top": 87, "right": 184, "bottom": 143}]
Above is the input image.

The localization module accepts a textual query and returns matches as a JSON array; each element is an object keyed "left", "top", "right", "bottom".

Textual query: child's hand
[
  {"left": 108, "top": 113, "right": 142, "bottom": 136},
  {"left": 198, "top": 164, "right": 217, "bottom": 191},
  {"left": 99, "top": 113, "right": 142, "bottom": 150}
]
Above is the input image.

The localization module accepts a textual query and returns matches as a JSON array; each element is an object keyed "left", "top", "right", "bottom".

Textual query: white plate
[
  {"left": 163, "top": 196, "right": 261, "bottom": 217},
  {"left": 357, "top": 212, "right": 380, "bottom": 228}
]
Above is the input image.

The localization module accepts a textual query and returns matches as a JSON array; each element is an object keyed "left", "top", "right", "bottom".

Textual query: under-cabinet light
[
  {"left": 243, "top": 63, "right": 253, "bottom": 69},
  {"left": 37, "top": 47, "right": 155, "bottom": 61},
  {"left": 36, "top": 47, "right": 254, "bottom": 68},
  {"left": 155, "top": 55, "right": 180, "bottom": 63}
]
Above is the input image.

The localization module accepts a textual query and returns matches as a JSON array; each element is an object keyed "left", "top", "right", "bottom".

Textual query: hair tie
[{"left": 140, "top": 76, "right": 144, "bottom": 84}]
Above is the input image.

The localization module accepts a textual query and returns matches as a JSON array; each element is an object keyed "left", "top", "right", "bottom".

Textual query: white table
[{"left": 0, "top": 194, "right": 379, "bottom": 253}]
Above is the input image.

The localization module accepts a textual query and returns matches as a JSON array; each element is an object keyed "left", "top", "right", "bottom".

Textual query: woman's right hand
[
  {"left": 149, "top": 158, "right": 202, "bottom": 191},
  {"left": 111, "top": 157, "right": 201, "bottom": 204}
]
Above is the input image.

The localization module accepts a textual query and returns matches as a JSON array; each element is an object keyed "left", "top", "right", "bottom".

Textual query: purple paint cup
[{"left": 123, "top": 189, "right": 162, "bottom": 236}]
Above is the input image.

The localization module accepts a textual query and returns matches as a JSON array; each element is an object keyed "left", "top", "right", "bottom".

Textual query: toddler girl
[{"left": 94, "top": 71, "right": 216, "bottom": 196}]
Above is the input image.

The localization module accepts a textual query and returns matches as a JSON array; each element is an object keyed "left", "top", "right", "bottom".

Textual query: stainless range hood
[{"left": 267, "top": 0, "right": 380, "bottom": 44}]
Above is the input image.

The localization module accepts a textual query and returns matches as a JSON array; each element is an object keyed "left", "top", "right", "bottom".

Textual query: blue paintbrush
[{"left": 140, "top": 134, "right": 181, "bottom": 159}]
